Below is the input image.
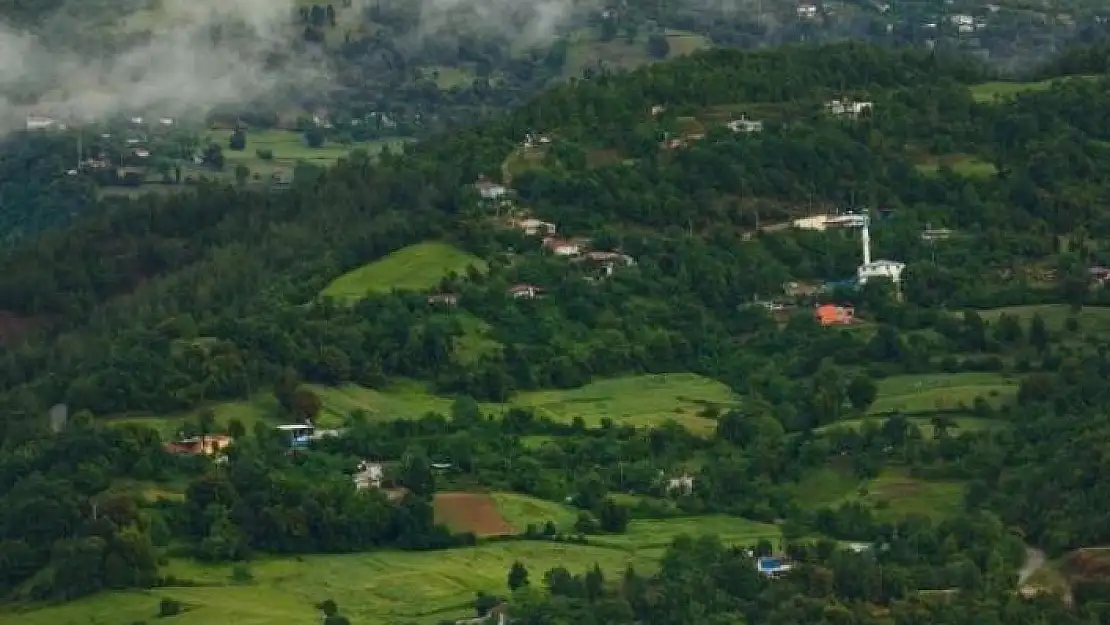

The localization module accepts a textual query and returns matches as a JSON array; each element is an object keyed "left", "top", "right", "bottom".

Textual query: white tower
[{"left": 860, "top": 213, "right": 872, "bottom": 266}]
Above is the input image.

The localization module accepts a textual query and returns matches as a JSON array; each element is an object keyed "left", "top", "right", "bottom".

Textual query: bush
[
  {"left": 256, "top": 148, "right": 274, "bottom": 160},
  {"left": 158, "top": 597, "right": 182, "bottom": 617}
]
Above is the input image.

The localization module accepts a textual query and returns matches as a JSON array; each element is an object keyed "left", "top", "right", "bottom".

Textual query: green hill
[{"left": 321, "top": 242, "right": 486, "bottom": 301}]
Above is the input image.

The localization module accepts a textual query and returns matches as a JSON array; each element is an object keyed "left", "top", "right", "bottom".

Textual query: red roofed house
[
  {"left": 164, "top": 434, "right": 234, "bottom": 456},
  {"left": 815, "top": 304, "right": 855, "bottom": 326}
]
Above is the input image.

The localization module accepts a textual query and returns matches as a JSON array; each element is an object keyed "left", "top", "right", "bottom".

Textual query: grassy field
[
  {"left": 868, "top": 372, "right": 1019, "bottom": 415},
  {"left": 511, "top": 373, "right": 736, "bottom": 434},
  {"left": 320, "top": 242, "right": 487, "bottom": 301},
  {"left": 791, "top": 467, "right": 966, "bottom": 521},
  {"left": 915, "top": 154, "right": 997, "bottom": 178},
  {"left": 590, "top": 516, "right": 780, "bottom": 558},
  {"left": 493, "top": 492, "right": 580, "bottom": 532},
  {"left": 419, "top": 65, "right": 476, "bottom": 89},
  {"left": 109, "top": 373, "right": 736, "bottom": 438},
  {"left": 820, "top": 414, "right": 1005, "bottom": 439},
  {"left": 0, "top": 543, "right": 645, "bottom": 625},
  {"left": 977, "top": 304, "right": 1110, "bottom": 333},
  {"left": 207, "top": 129, "right": 410, "bottom": 178},
  {"left": 969, "top": 75, "right": 1097, "bottom": 103},
  {"left": 434, "top": 493, "right": 515, "bottom": 536},
  {"left": 562, "top": 27, "right": 710, "bottom": 79},
  {"left": 105, "top": 393, "right": 281, "bottom": 438}
]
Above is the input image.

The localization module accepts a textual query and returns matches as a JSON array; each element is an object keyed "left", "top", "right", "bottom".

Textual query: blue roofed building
[{"left": 756, "top": 556, "right": 793, "bottom": 577}]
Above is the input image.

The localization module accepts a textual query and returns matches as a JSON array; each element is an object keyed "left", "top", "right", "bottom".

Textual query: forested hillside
[{"left": 4, "top": 42, "right": 1110, "bottom": 624}]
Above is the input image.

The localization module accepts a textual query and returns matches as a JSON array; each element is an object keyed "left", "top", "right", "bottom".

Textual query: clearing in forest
[
  {"left": 512, "top": 373, "right": 737, "bottom": 434},
  {"left": 320, "top": 242, "right": 487, "bottom": 301},
  {"left": 492, "top": 492, "right": 579, "bottom": 532},
  {"left": 790, "top": 467, "right": 966, "bottom": 521},
  {"left": 433, "top": 493, "right": 515, "bottom": 536},
  {"left": 868, "top": 372, "right": 1019, "bottom": 415},
  {"left": 0, "top": 542, "right": 645, "bottom": 625},
  {"left": 968, "top": 75, "right": 1097, "bottom": 103}
]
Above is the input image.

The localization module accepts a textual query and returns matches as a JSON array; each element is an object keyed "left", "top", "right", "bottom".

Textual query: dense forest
[{"left": 5, "top": 40, "right": 1110, "bottom": 623}]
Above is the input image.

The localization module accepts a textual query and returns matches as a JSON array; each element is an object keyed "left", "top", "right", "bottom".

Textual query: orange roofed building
[
  {"left": 164, "top": 434, "right": 234, "bottom": 456},
  {"left": 815, "top": 303, "right": 855, "bottom": 326}
]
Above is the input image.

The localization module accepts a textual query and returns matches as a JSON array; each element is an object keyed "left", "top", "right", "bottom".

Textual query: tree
[
  {"left": 228, "top": 130, "right": 246, "bottom": 151},
  {"left": 305, "top": 128, "right": 326, "bottom": 148},
  {"left": 508, "top": 561, "right": 529, "bottom": 591},
  {"left": 647, "top": 34, "right": 670, "bottom": 59},
  {"left": 234, "top": 164, "right": 250, "bottom": 186},
  {"left": 846, "top": 375, "right": 878, "bottom": 414},
  {"left": 290, "top": 386, "right": 321, "bottom": 423},
  {"left": 400, "top": 447, "right": 435, "bottom": 496}
]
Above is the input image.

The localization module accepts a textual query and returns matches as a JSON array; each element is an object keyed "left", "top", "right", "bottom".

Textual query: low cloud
[{"left": 0, "top": 0, "right": 331, "bottom": 133}]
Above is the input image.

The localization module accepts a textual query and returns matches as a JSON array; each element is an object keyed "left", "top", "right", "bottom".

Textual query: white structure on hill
[{"left": 855, "top": 212, "right": 905, "bottom": 285}]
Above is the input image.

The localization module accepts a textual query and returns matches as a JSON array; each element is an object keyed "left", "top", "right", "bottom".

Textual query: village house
[
  {"left": 783, "top": 281, "right": 822, "bottom": 297},
  {"left": 651, "top": 104, "right": 666, "bottom": 116},
  {"left": 353, "top": 460, "right": 384, "bottom": 490},
  {"left": 577, "top": 250, "right": 636, "bottom": 276},
  {"left": 164, "top": 434, "right": 234, "bottom": 456},
  {"left": 665, "top": 474, "right": 696, "bottom": 495},
  {"left": 542, "top": 236, "right": 582, "bottom": 257},
  {"left": 508, "top": 284, "right": 540, "bottom": 299},
  {"left": 727, "top": 117, "right": 764, "bottom": 133},
  {"left": 511, "top": 217, "right": 557, "bottom": 236},
  {"left": 1090, "top": 266, "right": 1110, "bottom": 286},
  {"left": 796, "top": 4, "right": 818, "bottom": 19},
  {"left": 25, "top": 115, "right": 59, "bottom": 131},
  {"left": 475, "top": 178, "right": 508, "bottom": 201},
  {"left": 826, "top": 99, "right": 873, "bottom": 118},
  {"left": 815, "top": 303, "right": 855, "bottom": 326},
  {"left": 756, "top": 555, "right": 794, "bottom": 577},
  {"left": 427, "top": 293, "right": 460, "bottom": 306}
]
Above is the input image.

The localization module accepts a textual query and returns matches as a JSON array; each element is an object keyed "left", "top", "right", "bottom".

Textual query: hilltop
[{"left": 1, "top": 41, "right": 1110, "bottom": 623}]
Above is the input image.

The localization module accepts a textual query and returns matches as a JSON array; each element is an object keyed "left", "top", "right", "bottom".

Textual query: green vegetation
[
  {"left": 915, "top": 154, "right": 997, "bottom": 177},
  {"left": 869, "top": 372, "right": 1019, "bottom": 415},
  {"left": 791, "top": 468, "right": 967, "bottom": 521},
  {"left": 969, "top": 75, "right": 1097, "bottom": 102},
  {"left": 211, "top": 129, "right": 410, "bottom": 177},
  {"left": 590, "top": 516, "right": 780, "bottom": 556},
  {"left": 493, "top": 492, "right": 579, "bottom": 531},
  {"left": 977, "top": 304, "right": 1110, "bottom": 332},
  {"left": 0, "top": 544, "right": 644, "bottom": 625},
  {"left": 511, "top": 374, "right": 735, "bottom": 434},
  {"left": 321, "top": 242, "right": 486, "bottom": 301}
]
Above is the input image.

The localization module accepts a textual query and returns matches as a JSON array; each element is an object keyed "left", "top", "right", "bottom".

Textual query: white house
[
  {"left": 25, "top": 116, "right": 58, "bottom": 131},
  {"left": 353, "top": 461, "right": 384, "bottom": 490},
  {"left": 826, "top": 99, "right": 873, "bottom": 117},
  {"left": 159, "top": 117, "right": 174, "bottom": 126},
  {"left": 542, "top": 236, "right": 581, "bottom": 257},
  {"left": 130, "top": 116, "right": 144, "bottom": 125},
  {"left": 666, "top": 474, "right": 696, "bottom": 494},
  {"left": 797, "top": 4, "right": 818, "bottom": 18},
  {"left": 858, "top": 259, "right": 905, "bottom": 285},
  {"left": 475, "top": 180, "right": 508, "bottom": 200},
  {"left": 727, "top": 117, "right": 764, "bottom": 133},
  {"left": 513, "top": 218, "right": 556, "bottom": 236},
  {"left": 508, "top": 284, "right": 540, "bottom": 299}
]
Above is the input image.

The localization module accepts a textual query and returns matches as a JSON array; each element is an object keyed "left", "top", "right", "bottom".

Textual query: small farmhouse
[
  {"left": 815, "top": 303, "right": 855, "bottom": 326},
  {"left": 542, "top": 236, "right": 582, "bottom": 257},
  {"left": 508, "top": 284, "right": 540, "bottom": 299},
  {"left": 427, "top": 293, "right": 460, "bottom": 306},
  {"left": 475, "top": 179, "right": 508, "bottom": 200},
  {"left": 511, "top": 217, "right": 557, "bottom": 236},
  {"left": 826, "top": 99, "right": 873, "bottom": 118},
  {"left": 353, "top": 461, "right": 384, "bottom": 490},
  {"left": 727, "top": 117, "right": 764, "bottom": 133},
  {"left": 756, "top": 555, "right": 793, "bottom": 577},
  {"left": 164, "top": 434, "right": 233, "bottom": 456}
]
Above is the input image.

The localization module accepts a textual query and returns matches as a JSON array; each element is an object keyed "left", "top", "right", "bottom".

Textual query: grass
[
  {"left": 492, "top": 492, "right": 580, "bottom": 532},
  {"left": 320, "top": 242, "right": 487, "bottom": 301},
  {"left": 822, "top": 414, "right": 1005, "bottom": 439},
  {"left": 590, "top": 515, "right": 781, "bottom": 558},
  {"left": 0, "top": 543, "right": 645, "bottom": 625},
  {"left": 207, "top": 129, "right": 410, "bottom": 177},
  {"left": 791, "top": 467, "right": 966, "bottom": 521},
  {"left": 309, "top": 381, "right": 458, "bottom": 423},
  {"left": 868, "top": 372, "right": 1019, "bottom": 415},
  {"left": 511, "top": 373, "right": 736, "bottom": 434},
  {"left": 419, "top": 65, "right": 476, "bottom": 90},
  {"left": 915, "top": 154, "right": 997, "bottom": 178},
  {"left": 969, "top": 75, "right": 1097, "bottom": 103},
  {"left": 977, "top": 304, "right": 1110, "bottom": 333},
  {"left": 105, "top": 393, "right": 280, "bottom": 438},
  {"left": 112, "top": 373, "right": 736, "bottom": 438},
  {"left": 562, "top": 27, "right": 710, "bottom": 79}
]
